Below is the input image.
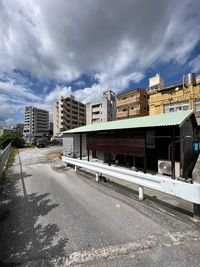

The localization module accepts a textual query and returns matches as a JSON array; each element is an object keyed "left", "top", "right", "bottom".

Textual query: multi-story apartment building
[
  {"left": 148, "top": 73, "right": 200, "bottom": 124},
  {"left": 24, "top": 106, "right": 49, "bottom": 143},
  {"left": 116, "top": 88, "right": 148, "bottom": 120},
  {"left": 53, "top": 95, "right": 86, "bottom": 136},
  {"left": 86, "top": 90, "right": 116, "bottom": 125}
]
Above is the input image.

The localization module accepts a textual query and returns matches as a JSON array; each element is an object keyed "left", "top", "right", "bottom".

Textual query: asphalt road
[{"left": 0, "top": 146, "right": 200, "bottom": 266}]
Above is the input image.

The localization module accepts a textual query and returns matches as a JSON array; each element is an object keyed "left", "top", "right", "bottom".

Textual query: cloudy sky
[{"left": 0, "top": 0, "right": 200, "bottom": 127}]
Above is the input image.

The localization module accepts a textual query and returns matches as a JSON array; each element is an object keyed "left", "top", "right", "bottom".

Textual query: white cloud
[
  {"left": 0, "top": 0, "right": 200, "bottom": 82},
  {"left": 0, "top": 0, "right": 200, "bottom": 126},
  {"left": 75, "top": 80, "right": 86, "bottom": 87},
  {"left": 0, "top": 80, "right": 41, "bottom": 101},
  {"left": 44, "top": 86, "right": 72, "bottom": 104},
  {"left": 0, "top": 78, "right": 50, "bottom": 127},
  {"left": 189, "top": 55, "right": 200, "bottom": 73}
]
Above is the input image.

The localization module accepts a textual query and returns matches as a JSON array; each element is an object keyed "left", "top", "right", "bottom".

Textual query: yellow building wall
[{"left": 149, "top": 85, "right": 200, "bottom": 115}]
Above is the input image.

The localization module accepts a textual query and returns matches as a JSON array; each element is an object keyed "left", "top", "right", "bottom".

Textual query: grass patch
[{"left": 0, "top": 147, "right": 17, "bottom": 185}]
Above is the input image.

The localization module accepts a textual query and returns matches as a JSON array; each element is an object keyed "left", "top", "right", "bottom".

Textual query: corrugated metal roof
[{"left": 62, "top": 110, "right": 195, "bottom": 134}]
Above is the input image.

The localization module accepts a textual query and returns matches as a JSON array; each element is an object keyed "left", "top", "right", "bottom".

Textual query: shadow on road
[{"left": 0, "top": 153, "right": 69, "bottom": 266}]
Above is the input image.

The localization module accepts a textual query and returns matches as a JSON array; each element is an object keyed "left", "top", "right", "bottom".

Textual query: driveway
[{"left": 0, "top": 146, "right": 200, "bottom": 266}]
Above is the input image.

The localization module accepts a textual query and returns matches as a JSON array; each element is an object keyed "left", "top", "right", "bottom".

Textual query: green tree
[{"left": 0, "top": 132, "right": 25, "bottom": 149}]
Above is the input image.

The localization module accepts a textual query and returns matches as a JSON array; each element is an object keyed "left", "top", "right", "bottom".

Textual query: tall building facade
[
  {"left": 86, "top": 90, "right": 116, "bottom": 125},
  {"left": 148, "top": 73, "right": 200, "bottom": 124},
  {"left": 24, "top": 106, "right": 49, "bottom": 143},
  {"left": 116, "top": 89, "right": 148, "bottom": 120},
  {"left": 53, "top": 95, "right": 86, "bottom": 136}
]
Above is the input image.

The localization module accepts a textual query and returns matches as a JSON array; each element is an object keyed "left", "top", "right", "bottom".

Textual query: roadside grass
[{"left": 0, "top": 147, "right": 17, "bottom": 188}]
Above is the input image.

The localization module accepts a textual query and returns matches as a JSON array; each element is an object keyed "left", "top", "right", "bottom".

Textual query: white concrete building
[
  {"left": 86, "top": 90, "right": 116, "bottom": 125},
  {"left": 24, "top": 106, "right": 49, "bottom": 144},
  {"left": 149, "top": 74, "right": 164, "bottom": 92}
]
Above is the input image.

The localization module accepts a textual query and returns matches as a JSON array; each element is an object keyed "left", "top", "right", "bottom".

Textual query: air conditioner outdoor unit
[{"left": 158, "top": 160, "right": 181, "bottom": 178}]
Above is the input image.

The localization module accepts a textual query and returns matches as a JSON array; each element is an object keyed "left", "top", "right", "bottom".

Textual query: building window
[
  {"left": 92, "top": 111, "right": 100, "bottom": 115},
  {"left": 164, "top": 101, "right": 189, "bottom": 113},
  {"left": 92, "top": 104, "right": 101, "bottom": 109}
]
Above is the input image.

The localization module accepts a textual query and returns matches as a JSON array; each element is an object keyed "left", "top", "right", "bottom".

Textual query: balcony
[
  {"left": 92, "top": 114, "right": 101, "bottom": 119},
  {"left": 117, "top": 96, "right": 140, "bottom": 107},
  {"left": 117, "top": 109, "right": 140, "bottom": 119},
  {"left": 92, "top": 107, "right": 101, "bottom": 113}
]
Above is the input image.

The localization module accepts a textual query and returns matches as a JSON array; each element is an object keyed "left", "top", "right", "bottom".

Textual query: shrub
[{"left": 0, "top": 132, "right": 25, "bottom": 149}]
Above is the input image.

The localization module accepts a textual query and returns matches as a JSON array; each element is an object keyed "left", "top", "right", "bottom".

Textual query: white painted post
[
  {"left": 139, "top": 186, "right": 144, "bottom": 201},
  {"left": 96, "top": 172, "right": 100, "bottom": 182},
  {"left": 75, "top": 165, "right": 77, "bottom": 172}
]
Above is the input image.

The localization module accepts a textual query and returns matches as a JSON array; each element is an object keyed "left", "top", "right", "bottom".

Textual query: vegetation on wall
[{"left": 0, "top": 132, "right": 25, "bottom": 149}]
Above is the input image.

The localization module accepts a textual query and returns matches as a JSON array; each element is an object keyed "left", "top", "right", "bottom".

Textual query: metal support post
[
  {"left": 96, "top": 172, "right": 100, "bottom": 182},
  {"left": 75, "top": 165, "right": 78, "bottom": 172},
  {"left": 139, "top": 186, "right": 144, "bottom": 201},
  {"left": 80, "top": 133, "right": 82, "bottom": 160},
  {"left": 108, "top": 153, "right": 111, "bottom": 166},
  {"left": 87, "top": 150, "right": 90, "bottom": 161},
  {"left": 171, "top": 127, "right": 176, "bottom": 179},
  {"left": 193, "top": 203, "right": 200, "bottom": 219}
]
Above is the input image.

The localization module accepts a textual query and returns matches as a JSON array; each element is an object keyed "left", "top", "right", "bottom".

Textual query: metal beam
[
  {"left": 62, "top": 156, "right": 200, "bottom": 205},
  {"left": 80, "top": 133, "right": 82, "bottom": 160}
]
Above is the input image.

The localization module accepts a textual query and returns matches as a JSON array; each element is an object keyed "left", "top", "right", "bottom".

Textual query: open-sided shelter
[{"left": 62, "top": 110, "right": 198, "bottom": 179}]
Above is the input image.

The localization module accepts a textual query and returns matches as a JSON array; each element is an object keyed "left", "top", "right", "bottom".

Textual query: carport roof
[{"left": 62, "top": 110, "right": 196, "bottom": 134}]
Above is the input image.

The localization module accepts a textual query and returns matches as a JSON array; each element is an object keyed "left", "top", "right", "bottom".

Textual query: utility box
[
  {"left": 158, "top": 160, "right": 181, "bottom": 178},
  {"left": 63, "top": 133, "right": 86, "bottom": 158}
]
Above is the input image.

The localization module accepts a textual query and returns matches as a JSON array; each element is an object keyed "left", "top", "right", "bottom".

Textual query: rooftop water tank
[{"left": 185, "top": 73, "right": 196, "bottom": 86}]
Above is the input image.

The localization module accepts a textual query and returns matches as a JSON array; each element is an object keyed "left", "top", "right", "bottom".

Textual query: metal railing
[
  {"left": 62, "top": 156, "right": 200, "bottom": 205},
  {"left": 0, "top": 143, "right": 11, "bottom": 176}
]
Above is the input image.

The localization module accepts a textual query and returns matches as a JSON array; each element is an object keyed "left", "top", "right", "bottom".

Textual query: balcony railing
[
  {"left": 117, "top": 96, "right": 140, "bottom": 107},
  {"left": 117, "top": 109, "right": 140, "bottom": 118}
]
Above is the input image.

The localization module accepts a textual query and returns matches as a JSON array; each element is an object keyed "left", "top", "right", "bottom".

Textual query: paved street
[{"left": 0, "top": 146, "right": 200, "bottom": 266}]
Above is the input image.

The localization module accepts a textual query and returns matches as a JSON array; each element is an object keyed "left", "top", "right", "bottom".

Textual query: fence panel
[{"left": 0, "top": 143, "right": 11, "bottom": 176}]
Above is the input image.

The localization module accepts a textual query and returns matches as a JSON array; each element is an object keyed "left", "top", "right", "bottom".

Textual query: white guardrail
[
  {"left": 0, "top": 143, "right": 11, "bottom": 176},
  {"left": 62, "top": 156, "right": 200, "bottom": 205}
]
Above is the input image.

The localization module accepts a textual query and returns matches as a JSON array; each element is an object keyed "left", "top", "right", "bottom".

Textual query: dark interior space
[{"left": 86, "top": 126, "right": 182, "bottom": 173}]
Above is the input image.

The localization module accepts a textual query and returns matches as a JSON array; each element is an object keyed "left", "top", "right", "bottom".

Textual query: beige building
[
  {"left": 148, "top": 73, "right": 200, "bottom": 124},
  {"left": 86, "top": 90, "right": 116, "bottom": 125},
  {"left": 116, "top": 88, "right": 149, "bottom": 120},
  {"left": 24, "top": 106, "right": 49, "bottom": 143},
  {"left": 53, "top": 95, "right": 86, "bottom": 136}
]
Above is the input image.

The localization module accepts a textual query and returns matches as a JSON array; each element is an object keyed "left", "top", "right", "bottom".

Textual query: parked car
[{"left": 37, "top": 139, "right": 46, "bottom": 148}]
